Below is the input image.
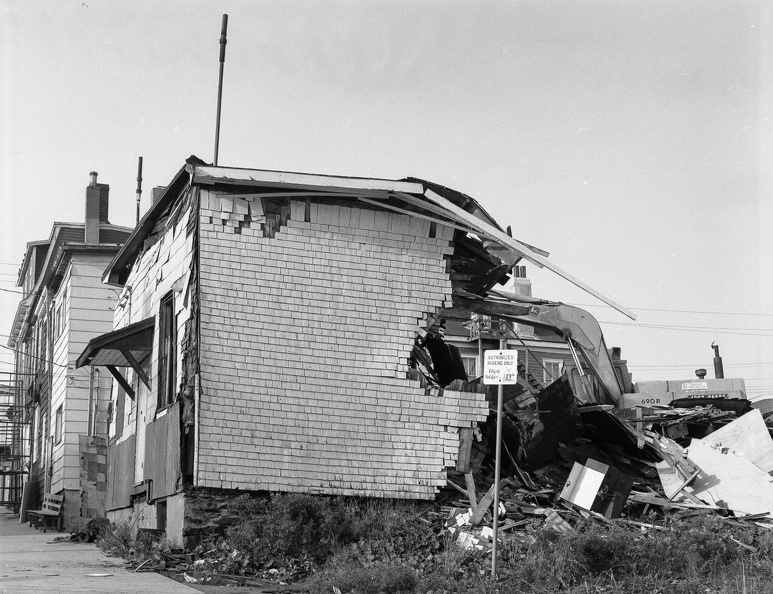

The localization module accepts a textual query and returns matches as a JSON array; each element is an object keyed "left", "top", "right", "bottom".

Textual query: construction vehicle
[{"left": 452, "top": 287, "right": 628, "bottom": 406}]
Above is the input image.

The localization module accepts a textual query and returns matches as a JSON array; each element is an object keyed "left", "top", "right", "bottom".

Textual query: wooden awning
[{"left": 76, "top": 317, "right": 155, "bottom": 399}]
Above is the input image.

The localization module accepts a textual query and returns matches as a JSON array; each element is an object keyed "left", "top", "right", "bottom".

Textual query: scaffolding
[{"left": 0, "top": 379, "right": 28, "bottom": 510}]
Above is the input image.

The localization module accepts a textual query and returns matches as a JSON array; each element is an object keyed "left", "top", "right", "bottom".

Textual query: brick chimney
[{"left": 85, "top": 171, "right": 109, "bottom": 244}]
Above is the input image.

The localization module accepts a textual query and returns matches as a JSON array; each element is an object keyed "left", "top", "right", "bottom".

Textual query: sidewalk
[{"left": 0, "top": 506, "right": 198, "bottom": 593}]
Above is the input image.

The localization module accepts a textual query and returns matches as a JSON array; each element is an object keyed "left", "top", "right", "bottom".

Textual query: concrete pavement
[{"left": 0, "top": 506, "right": 199, "bottom": 593}]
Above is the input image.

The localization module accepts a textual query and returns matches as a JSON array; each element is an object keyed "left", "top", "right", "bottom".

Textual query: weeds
[
  {"left": 93, "top": 513, "right": 175, "bottom": 570},
  {"left": 95, "top": 493, "right": 773, "bottom": 594},
  {"left": 96, "top": 518, "right": 134, "bottom": 557}
]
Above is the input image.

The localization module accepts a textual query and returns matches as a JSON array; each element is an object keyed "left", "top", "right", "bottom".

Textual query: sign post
[{"left": 483, "top": 344, "right": 517, "bottom": 579}]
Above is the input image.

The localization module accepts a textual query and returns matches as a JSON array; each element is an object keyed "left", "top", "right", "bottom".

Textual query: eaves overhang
[
  {"left": 102, "top": 157, "right": 205, "bottom": 287},
  {"left": 100, "top": 155, "right": 634, "bottom": 320}
]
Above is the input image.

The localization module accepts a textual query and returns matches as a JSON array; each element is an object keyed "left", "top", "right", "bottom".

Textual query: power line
[
  {"left": 571, "top": 302, "right": 773, "bottom": 317},
  {"left": 599, "top": 320, "right": 773, "bottom": 337},
  {"left": 0, "top": 345, "right": 70, "bottom": 368},
  {"left": 630, "top": 361, "right": 773, "bottom": 369}
]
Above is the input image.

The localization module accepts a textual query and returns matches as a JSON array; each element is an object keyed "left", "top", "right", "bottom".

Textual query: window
[
  {"left": 157, "top": 293, "right": 177, "bottom": 408},
  {"left": 461, "top": 356, "right": 479, "bottom": 380},
  {"left": 543, "top": 359, "right": 564, "bottom": 386},
  {"left": 54, "top": 301, "right": 64, "bottom": 339},
  {"left": 54, "top": 405, "right": 63, "bottom": 445},
  {"left": 32, "top": 406, "right": 40, "bottom": 462}
]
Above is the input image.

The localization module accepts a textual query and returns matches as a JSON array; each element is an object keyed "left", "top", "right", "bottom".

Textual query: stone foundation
[{"left": 182, "top": 487, "right": 263, "bottom": 549}]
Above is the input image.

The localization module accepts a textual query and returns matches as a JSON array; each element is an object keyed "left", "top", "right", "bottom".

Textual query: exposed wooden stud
[
  {"left": 456, "top": 427, "right": 474, "bottom": 472},
  {"left": 464, "top": 471, "right": 479, "bottom": 515}
]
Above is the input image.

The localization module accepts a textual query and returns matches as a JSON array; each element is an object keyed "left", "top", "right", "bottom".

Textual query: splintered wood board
[
  {"left": 700, "top": 409, "right": 773, "bottom": 473},
  {"left": 686, "top": 439, "right": 773, "bottom": 515}
]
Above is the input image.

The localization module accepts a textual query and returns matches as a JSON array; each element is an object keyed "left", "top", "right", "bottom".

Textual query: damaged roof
[{"left": 103, "top": 156, "right": 635, "bottom": 320}]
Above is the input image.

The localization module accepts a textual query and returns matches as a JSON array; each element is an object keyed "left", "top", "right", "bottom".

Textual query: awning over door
[{"left": 76, "top": 317, "right": 155, "bottom": 399}]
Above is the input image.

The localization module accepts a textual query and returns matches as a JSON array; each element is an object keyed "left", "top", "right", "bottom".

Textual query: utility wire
[
  {"left": 630, "top": 361, "right": 773, "bottom": 368},
  {"left": 570, "top": 302, "right": 773, "bottom": 317},
  {"left": 0, "top": 345, "right": 70, "bottom": 368},
  {"left": 598, "top": 320, "right": 773, "bottom": 337}
]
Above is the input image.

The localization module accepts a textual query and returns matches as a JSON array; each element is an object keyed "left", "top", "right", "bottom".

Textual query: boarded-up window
[{"left": 157, "top": 293, "right": 177, "bottom": 409}]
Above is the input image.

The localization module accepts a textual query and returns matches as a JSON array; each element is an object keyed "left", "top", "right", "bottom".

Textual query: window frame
[
  {"left": 157, "top": 292, "right": 177, "bottom": 409},
  {"left": 543, "top": 358, "right": 564, "bottom": 386},
  {"left": 54, "top": 405, "right": 63, "bottom": 445},
  {"left": 461, "top": 355, "right": 479, "bottom": 380}
]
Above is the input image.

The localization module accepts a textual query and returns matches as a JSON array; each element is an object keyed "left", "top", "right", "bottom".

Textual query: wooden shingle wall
[{"left": 197, "top": 192, "right": 489, "bottom": 499}]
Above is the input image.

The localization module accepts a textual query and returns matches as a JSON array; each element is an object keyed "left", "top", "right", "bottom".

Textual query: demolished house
[{"left": 76, "top": 157, "right": 636, "bottom": 547}]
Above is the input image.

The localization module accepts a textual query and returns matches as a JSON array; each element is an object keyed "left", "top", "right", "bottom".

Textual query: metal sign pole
[
  {"left": 491, "top": 336, "right": 506, "bottom": 579},
  {"left": 482, "top": 342, "right": 517, "bottom": 580}
]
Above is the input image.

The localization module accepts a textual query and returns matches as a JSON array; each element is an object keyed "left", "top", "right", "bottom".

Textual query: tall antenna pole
[
  {"left": 213, "top": 14, "right": 228, "bottom": 166},
  {"left": 135, "top": 156, "right": 143, "bottom": 224}
]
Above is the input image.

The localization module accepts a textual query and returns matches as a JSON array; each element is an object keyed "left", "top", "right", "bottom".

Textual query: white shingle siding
[{"left": 198, "top": 194, "right": 488, "bottom": 499}]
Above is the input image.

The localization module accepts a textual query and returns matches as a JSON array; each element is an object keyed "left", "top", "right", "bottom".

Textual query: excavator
[{"left": 449, "top": 287, "right": 626, "bottom": 407}]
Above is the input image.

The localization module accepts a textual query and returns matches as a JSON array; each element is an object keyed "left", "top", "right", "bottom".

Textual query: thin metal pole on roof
[
  {"left": 135, "top": 156, "right": 143, "bottom": 224},
  {"left": 213, "top": 14, "right": 228, "bottom": 166}
]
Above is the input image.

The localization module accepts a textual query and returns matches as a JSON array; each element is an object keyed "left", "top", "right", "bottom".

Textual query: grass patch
[{"left": 98, "top": 494, "right": 773, "bottom": 593}]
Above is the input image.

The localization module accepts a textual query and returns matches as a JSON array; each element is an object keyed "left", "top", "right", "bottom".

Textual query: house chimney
[
  {"left": 152, "top": 186, "right": 167, "bottom": 205},
  {"left": 511, "top": 265, "right": 535, "bottom": 338},
  {"left": 85, "top": 171, "right": 110, "bottom": 244}
]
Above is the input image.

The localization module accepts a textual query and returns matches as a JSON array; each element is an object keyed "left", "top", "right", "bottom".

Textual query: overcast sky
[{"left": 2, "top": 1, "right": 771, "bottom": 397}]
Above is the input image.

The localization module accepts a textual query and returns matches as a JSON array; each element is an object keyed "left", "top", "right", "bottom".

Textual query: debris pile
[{"left": 442, "top": 376, "right": 773, "bottom": 554}]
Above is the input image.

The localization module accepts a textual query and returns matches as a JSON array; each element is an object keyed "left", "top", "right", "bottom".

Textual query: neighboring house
[
  {"left": 77, "top": 157, "right": 625, "bottom": 547},
  {"left": 446, "top": 264, "right": 633, "bottom": 400},
  {"left": 7, "top": 173, "right": 133, "bottom": 530},
  {"left": 445, "top": 266, "right": 576, "bottom": 389}
]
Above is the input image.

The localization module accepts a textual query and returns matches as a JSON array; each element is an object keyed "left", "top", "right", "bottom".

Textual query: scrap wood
[
  {"left": 627, "top": 490, "right": 718, "bottom": 511},
  {"left": 729, "top": 536, "right": 757, "bottom": 553},
  {"left": 464, "top": 472, "right": 479, "bottom": 516},
  {"left": 446, "top": 477, "right": 469, "bottom": 498},
  {"left": 645, "top": 431, "right": 700, "bottom": 483},
  {"left": 614, "top": 518, "right": 667, "bottom": 531},
  {"left": 499, "top": 518, "right": 531, "bottom": 531},
  {"left": 469, "top": 478, "right": 513, "bottom": 524},
  {"left": 502, "top": 440, "right": 538, "bottom": 491},
  {"left": 735, "top": 512, "right": 773, "bottom": 522},
  {"left": 544, "top": 510, "right": 574, "bottom": 533},
  {"left": 656, "top": 461, "right": 701, "bottom": 502},
  {"left": 515, "top": 504, "right": 550, "bottom": 516},
  {"left": 456, "top": 428, "right": 474, "bottom": 472}
]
